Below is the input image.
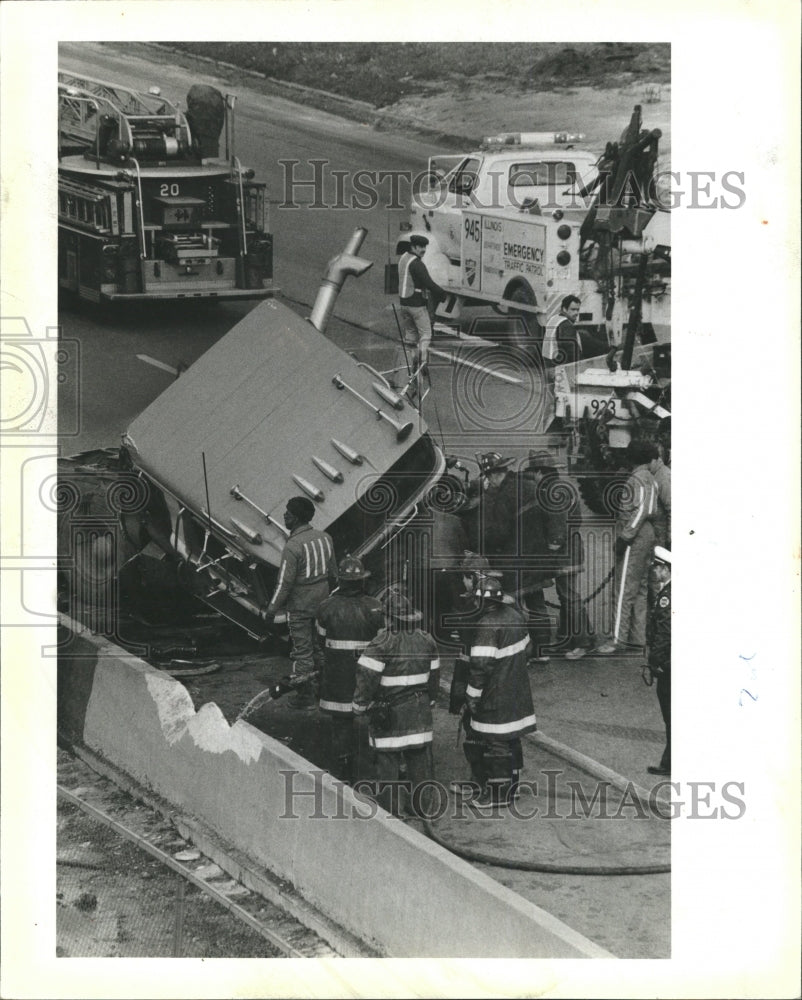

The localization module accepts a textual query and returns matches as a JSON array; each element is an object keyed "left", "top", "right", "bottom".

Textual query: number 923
[{"left": 589, "top": 398, "right": 616, "bottom": 415}]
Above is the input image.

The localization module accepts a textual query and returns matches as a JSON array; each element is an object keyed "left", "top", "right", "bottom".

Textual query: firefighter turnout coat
[
  {"left": 466, "top": 602, "right": 537, "bottom": 740},
  {"left": 353, "top": 628, "right": 440, "bottom": 751},
  {"left": 316, "top": 590, "right": 385, "bottom": 716}
]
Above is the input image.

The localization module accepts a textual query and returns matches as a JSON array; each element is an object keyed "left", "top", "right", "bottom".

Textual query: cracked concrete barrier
[{"left": 57, "top": 614, "right": 612, "bottom": 958}]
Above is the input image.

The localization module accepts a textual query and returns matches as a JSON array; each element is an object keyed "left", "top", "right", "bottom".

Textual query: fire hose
[
  {"left": 420, "top": 814, "right": 670, "bottom": 875},
  {"left": 235, "top": 670, "right": 319, "bottom": 722},
  {"left": 543, "top": 562, "right": 616, "bottom": 611},
  {"left": 415, "top": 708, "right": 670, "bottom": 875}
]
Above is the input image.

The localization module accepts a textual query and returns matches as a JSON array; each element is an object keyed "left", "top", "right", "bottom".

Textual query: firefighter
[
  {"left": 461, "top": 453, "right": 550, "bottom": 660},
  {"left": 595, "top": 441, "right": 659, "bottom": 654},
  {"left": 316, "top": 555, "right": 385, "bottom": 781},
  {"left": 463, "top": 452, "right": 519, "bottom": 571},
  {"left": 394, "top": 234, "right": 447, "bottom": 385},
  {"left": 446, "top": 551, "right": 490, "bottom": 716},
  {"left": 460, "top": 576, "right": 537, "bottom": 810},
  {"left": 643, "top": 546, "right": 671, "bottom": 775},
  {"left": 352, "top": 586, "right": 440, "bottom": 817},
  {"left": 265, "top": 496, "right": 337, "bottom": 709},
  {"left": 523, "top": 450, "right": 593, "bottom": 659}
]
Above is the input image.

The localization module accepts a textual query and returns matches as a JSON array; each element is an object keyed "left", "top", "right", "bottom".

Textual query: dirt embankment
[
  {"left": 166, "top": 42, "right": 669, "bottom": 109},
  {"left": 147, "top": 41, "right": 671, "bottom": 156}
]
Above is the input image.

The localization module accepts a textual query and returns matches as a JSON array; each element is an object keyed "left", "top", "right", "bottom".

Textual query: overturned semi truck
[{"left": 58, "top": 230, "right": 455, "bottom": 640}]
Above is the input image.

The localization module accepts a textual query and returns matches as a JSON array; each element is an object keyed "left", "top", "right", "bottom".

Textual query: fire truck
[{"left": 58, "top": 69, "right": 275, "bottom": 302}]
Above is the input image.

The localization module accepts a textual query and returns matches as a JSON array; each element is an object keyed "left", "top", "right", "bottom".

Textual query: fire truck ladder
[{"left": 58, "top": 69, "right": 193, "bottom": 157}]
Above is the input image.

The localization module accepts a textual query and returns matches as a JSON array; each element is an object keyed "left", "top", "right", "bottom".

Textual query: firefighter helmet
[
  {"left": 338, "top": 554, "right": 371, "bottom": 580},
  {"left": 477, "top": 576, "right": 505, "bottom": 603},
  {"left": 479, "top": 452, "right": 514, "bottom": 475},
  {"left": 382, "top": 585, "right": 423, "bottom": 622}
]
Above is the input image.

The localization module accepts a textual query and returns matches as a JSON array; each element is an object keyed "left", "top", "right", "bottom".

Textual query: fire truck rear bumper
[{"left": 101, "top": 286, "right": 279, "bottom": 302}]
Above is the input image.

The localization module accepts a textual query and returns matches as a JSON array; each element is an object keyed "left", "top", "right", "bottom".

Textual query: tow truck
[
  {"left": 397, "top": 106, "right": 672, "bottom": 513},
  {"left": 397, "top": 107, "right": 670, "bottom": 353}
]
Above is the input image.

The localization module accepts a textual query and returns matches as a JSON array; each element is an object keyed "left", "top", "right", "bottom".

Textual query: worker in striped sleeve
[
  {"left": 463, "top": 576, "right": 537, "bottom": 810},
  {"left": 352, "top": 586, "right": 440, "bottom": 817},
  {"left": 595, "top": 441, "right": 659, "bottom": 655},
  {"left": 316, "top": 555, "right": 384, "bottom": 781},
  {"left": 265, "top": 496, "right": 338, "bottom": 708}
]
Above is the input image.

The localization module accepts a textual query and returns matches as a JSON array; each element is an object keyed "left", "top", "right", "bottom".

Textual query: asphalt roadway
[{"left": 57, "top": 42, "right": 671, "bottom": 958}]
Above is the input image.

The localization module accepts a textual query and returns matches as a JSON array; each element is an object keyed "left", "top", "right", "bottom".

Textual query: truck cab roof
[
  {"left": 427, "top": 147, "right": 600, "bottom": 213},
  {"left": 123, "top": 297, "right": 442, "bottom": 567}
]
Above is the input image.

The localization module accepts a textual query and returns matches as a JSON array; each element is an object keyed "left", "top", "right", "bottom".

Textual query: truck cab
[{"left": 412, "top": 139, "right": 600, "bottom": 264}]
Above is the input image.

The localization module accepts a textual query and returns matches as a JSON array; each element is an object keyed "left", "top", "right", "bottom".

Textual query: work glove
[{"left": 465, "top": 695, "right": 480, "bottom": 715}]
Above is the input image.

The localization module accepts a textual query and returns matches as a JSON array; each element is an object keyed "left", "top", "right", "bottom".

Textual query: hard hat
[
  {"left": 409, "top": 234, "right": 429, "bottom": 248},
  {"left": 479, "top": 452, "right": 514, "bottom": 474},
  {"left": 338, "top": 554, "right": 370, "bottom": 580},
  {"left": 477, "top": 577, "right": 505, "bottom": 603},
  {"left": 653, "top": 546, "right": 671, "bottom": 565},
  {"left": 382, "top": 585, "right": 423, "bottom": 622}
]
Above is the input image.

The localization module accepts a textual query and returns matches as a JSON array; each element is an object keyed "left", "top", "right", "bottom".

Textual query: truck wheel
[{"left": 505, "top": 283, "right": 541, "bottom": 357}]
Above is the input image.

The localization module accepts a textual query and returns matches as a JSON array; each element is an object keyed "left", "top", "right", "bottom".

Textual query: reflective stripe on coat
[
  {"left": 468, "top": 602, "right": 536, "bottom": 739},
  {"left": 316, "top": 590, "right": 384, "bottom": 717},
  {"left": 353, "top": 627, "right": 440, "bottom": 749},
  {"left": 617, "top": 467, "right": 658, "bottom": 543}
]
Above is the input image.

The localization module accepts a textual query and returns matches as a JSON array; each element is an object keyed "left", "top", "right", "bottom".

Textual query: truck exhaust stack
[{"left": 309, "top": 227, "right": 373, "bottom": 332}]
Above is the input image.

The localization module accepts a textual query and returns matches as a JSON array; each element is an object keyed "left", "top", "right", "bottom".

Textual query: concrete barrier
[{"left": 57, "top": 615, "right": 612, "bottom": 958}]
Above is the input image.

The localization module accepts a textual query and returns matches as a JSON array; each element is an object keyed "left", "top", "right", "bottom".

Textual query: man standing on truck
[
  {"left": 265, "top": 496, "right": 338, "bottom": 709},
  {"left": 542, "top": 294, "right": 583, "bottom": 367},
  {"left": 395, "top": 234, "right": 447, "bottom": 385}
]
